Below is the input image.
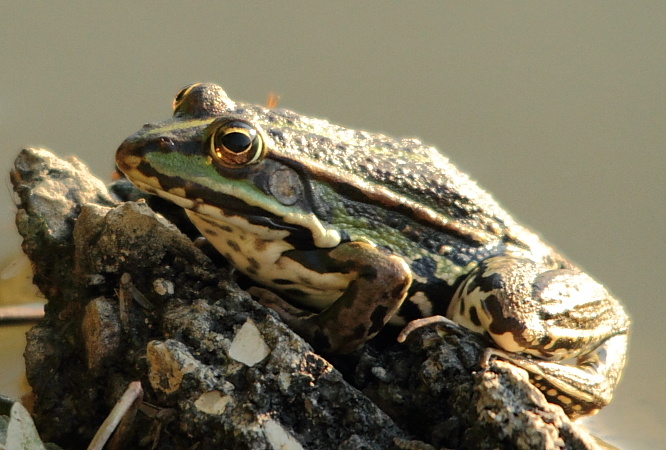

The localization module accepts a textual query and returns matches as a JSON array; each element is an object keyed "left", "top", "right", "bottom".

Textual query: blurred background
[{"left": 1, "top": 2, "right": 664, "bottom": 448}]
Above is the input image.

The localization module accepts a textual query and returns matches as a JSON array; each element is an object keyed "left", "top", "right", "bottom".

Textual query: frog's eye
[
  {"left": 172, "top": 83, "right": 201, "bottom": 113},
  {"left": 209, "top": 120, "right": 265, "bottom": 167}
]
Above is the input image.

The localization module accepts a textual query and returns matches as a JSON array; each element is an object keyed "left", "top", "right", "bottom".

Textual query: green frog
[{"left": 116, "top": 83, "right": 629, "bottom": 419}]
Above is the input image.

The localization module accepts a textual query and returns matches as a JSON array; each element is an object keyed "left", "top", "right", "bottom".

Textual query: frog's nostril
[{"left": 157, "top": 137, "right": 175, "bottom": 152}]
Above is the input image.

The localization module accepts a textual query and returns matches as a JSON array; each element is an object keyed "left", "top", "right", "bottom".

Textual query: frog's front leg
[
  {"left": 252, "top": 241, "right": 412, "bottom": 354},
  {"left": 446, "top": 255, "right": 630, "bottom": 418}
]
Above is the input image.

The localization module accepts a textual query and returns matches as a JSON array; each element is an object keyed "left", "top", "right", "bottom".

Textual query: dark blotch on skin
[
  {"left": 391, "top": 280, "right": 409, "bottom": 299},
  {"left": 247, "top": 257, "right": 260, "bottom": 270},
  {"left": 539, "top": 335, "right": 553, "bottom": 347},
  {"left": 204, "top": 228, "right": 218, "bottom": 237},
  {"left": 272, "top": 278, "right": 295, "bottom": 285},
  {"left": 283, "top": 288, "right": 307, "bottom": 298},
  {"left": 282, "top": 230, "right": 318, "bottom": 250},
  {"left": 358, "top": 265, "right": 379, "bottom": 281},
  {"left": 282, "top": 249, "right": 342, "bottom": 275},
  {"left": 196, "top": 215, "right": 232, "bottom": 233},
  {"left": 368, "top": 305, "right": 389, "bottom": 335},
  {"left": 469, "top": 306, "right": 481, "bottom": 327},
  {"left": 350, "top": 324, "right": 367, "bottom": 341},
  {"left": 459, "top": 296, "right": 466, "bottom": 315},
  {"left": 335, "top": 281, "right": 360, "bottom": 309},
  {"left": 297, "top": 276, "right": 314, "bottom": 287},
  {"left": 226, "top": 239, "right": 241, "bottom": 253},
  {"left": 396, "top": 294, "right": 424, "bottom": 323},
  {"left": 403, "top": 278, "right": 457, "bottom": 319},
  {"left": 137, "top": 161, "right": 187, "bottom": 192},
  {"left": 475, "top": 261, "right": 504, "bottom": 293},
  {"left": 464, "top": 276, "right": 478, "bottom": 296},
  {"left": 483, "top": 294, "right": 524, "bottom": 336},
  {"left": 197, "top": 215, "right": 217, "bottom": 227}
]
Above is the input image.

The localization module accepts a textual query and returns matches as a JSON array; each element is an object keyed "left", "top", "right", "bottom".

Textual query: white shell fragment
[
  {"left": 262, "top": 415, "right": 304, "bottom": 450},
  {"left": 228, "top": 318, "right": 270, "bottom": 366},
  {"left": 5, "top": 402, "right": 47, "bottom": 450},
  {"left": 194, "top": 391, "right": 233, "bottom": 415}
]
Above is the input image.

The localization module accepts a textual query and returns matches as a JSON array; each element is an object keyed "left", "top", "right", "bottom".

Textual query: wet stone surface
[{"left": 12, "top": 148, "right": 600, "bottom": 450}]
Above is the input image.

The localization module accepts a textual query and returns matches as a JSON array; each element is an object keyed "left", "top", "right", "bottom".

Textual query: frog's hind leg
[{"left": 447, "top": 255, "right": 630, "bottom": 418}]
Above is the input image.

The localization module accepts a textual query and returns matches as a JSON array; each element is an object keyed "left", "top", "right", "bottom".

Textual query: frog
[{"left": 115, "top": 83, "right": 630, "bottom": 419}]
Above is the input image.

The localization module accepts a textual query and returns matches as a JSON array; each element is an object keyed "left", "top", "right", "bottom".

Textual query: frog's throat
[{"left": 132, "top": 179, "right": 341, "bottom": 248}]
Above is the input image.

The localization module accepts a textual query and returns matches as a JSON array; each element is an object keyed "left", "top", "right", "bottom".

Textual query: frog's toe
[
  {"left": 248, "top": 287, "right": 314, "bottom": 320},
  {"left": 397, "top": 315, "right": 462, "bottom": 343}
]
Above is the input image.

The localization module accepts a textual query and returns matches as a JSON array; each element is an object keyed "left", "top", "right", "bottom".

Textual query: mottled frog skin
[{"left": 116, "top": 83, "right": 629, "bottom": 418}]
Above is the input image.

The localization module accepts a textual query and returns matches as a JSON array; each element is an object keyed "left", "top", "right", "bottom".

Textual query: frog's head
[{"left": 115, "top": 83, "right": 341, "bottom": 248}]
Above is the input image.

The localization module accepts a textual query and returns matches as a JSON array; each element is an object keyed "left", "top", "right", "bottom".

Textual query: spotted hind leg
[{"left": 445, "top": 255, "right": 630, "bottom": 418}]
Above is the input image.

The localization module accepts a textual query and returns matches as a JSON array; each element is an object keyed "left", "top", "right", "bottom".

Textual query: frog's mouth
[
  {"left": 132, "top": 178, "right": 321, "bottom": 248},
  {"left": 117, "top": 150, "right": 297, "bottom": 233}
]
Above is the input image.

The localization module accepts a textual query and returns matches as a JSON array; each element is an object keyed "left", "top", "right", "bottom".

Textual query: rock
[{"left": 12, "top": 148, "right": 600, "bottom": 450}]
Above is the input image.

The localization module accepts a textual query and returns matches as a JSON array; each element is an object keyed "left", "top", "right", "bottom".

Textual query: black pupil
[{"left": 221, "top": 132, "right": 252, "bottom": 153}]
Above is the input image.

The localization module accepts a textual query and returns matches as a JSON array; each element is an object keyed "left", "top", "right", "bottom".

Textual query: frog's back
[{"left": 240, "top": 103, "right": 521, "bottom": 248}]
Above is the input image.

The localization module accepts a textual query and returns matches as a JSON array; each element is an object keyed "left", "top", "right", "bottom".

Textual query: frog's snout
[{"left": 117, "top": 133, "right": 174, "bottom": 168}]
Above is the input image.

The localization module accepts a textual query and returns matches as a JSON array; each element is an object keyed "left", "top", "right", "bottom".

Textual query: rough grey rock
[{"left": 12, "top": 148, "right": 601, "bottom": 450}]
